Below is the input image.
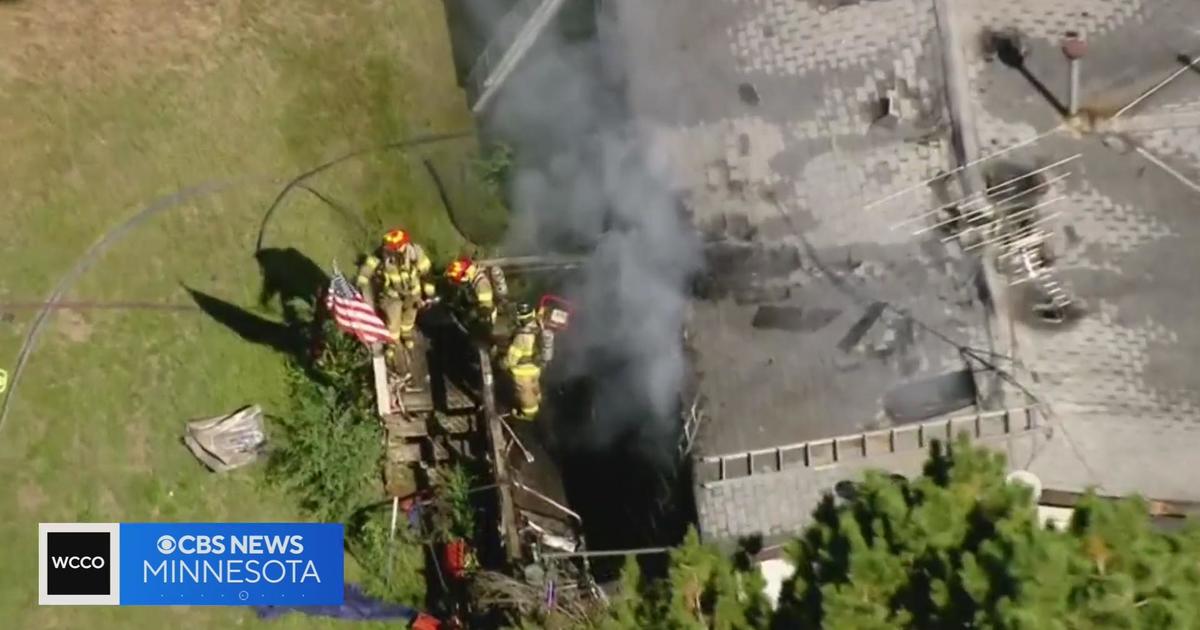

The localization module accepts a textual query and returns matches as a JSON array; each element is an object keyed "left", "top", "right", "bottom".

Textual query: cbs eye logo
[{"left": 156, "top": 535, "right": 177, "bottom": 554}]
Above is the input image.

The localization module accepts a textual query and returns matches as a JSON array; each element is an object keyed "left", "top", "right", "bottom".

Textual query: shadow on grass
[
  {"left": 185, "top": 287, "right": 303, "bottom": 357},
  {"left": 256, "top": 247, "right": 330, "bottom": 322},
  {"left": 186, "top": 247, "right": 331, "bottom": 360}
]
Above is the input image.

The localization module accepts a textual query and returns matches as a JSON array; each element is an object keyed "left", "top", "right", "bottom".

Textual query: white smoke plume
[{"left": 487, "top": 8, "right": 702, "bottom": 455}]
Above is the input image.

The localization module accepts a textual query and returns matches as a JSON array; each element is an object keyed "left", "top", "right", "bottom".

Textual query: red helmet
[
  {"left": 382, "top": 228, "right": 411, "bottom": 252},
  {"left": 445, "top": 257, "right": 475, "bottom": 283}
]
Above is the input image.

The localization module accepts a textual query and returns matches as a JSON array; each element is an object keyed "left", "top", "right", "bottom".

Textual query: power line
[
  {"left": 863, "top": 124, "right": 1067, "bottom": 210},
  {"left": 1112, "top": 52, "right": 1200, "bottom": 119},
  {"left": 891, "top": 154, "right": 1079, "bottom": 231},
  {"left": 909, "top": 172, "right": 1073, "bottom": 237}
]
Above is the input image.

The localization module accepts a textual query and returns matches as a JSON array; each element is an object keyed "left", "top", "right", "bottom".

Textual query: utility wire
[
  {"left": 863, "top": 124, "right": 1067, "bottom": 210},
  {"left": 1112, "top": 52, "right": 1200, "bottom": 119}
]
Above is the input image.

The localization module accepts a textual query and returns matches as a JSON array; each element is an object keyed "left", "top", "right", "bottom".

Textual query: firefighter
[
  {"left": 355, "top": 228, "right": 435, "bottom": 353},
  {"left": 444, "top": 257, "right": 496, "bottom": 330},
  {"left": 504, "top": 302, "right": 541, "bottom": 368},
  {"left": 509, "top": 357, "right": 542, "bottom": 419},
  {"left": 498, "top": 303, "right": 543, "bottom": 420}
]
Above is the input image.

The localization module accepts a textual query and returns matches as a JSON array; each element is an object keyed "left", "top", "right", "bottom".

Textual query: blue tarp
[{"left": 254, "top": 583, "right": 419, "bottom": 622}]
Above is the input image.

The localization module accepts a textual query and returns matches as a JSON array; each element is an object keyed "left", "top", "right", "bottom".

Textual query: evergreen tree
[
  {"left": 1060, "top": 493, "right": 1200, "bottom": 628},
  {"left": 775, "top": 436, "right": 1200, "bottom": 629},
  {"left": 525, "top": 437, "right": 1200, "bottom": 629},
  {"left": 592, "top": 556, "right": 646, "bottom": 630},
  {"left": 585, "top": 529, "right": 771, "bottom": 630}
]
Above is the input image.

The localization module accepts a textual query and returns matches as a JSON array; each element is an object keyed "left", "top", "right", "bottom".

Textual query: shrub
[
  {"left": 432, "top": 463, "right": 477, "bottom": 542},
  {"left": 349, "top": 505, "right": 429, "bottom": 606},
  {"left": 268, "top": 316, "right": 382, "bottom": 523}
]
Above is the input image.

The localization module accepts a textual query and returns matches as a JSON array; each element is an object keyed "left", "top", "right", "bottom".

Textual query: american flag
[{"left": 325, "top": 268, "right": 394, "bottom": 345}]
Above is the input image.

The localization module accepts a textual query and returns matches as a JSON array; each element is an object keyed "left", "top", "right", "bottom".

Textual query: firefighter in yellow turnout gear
[
  {"left": 444, "top": 257, "right": 496, "bottom": 332},
  {"left": 355, "top": 229, "right": 436, "bottom": 356},
  {"left": 504, "top": 303, "right": 544, "bottom": 419}
]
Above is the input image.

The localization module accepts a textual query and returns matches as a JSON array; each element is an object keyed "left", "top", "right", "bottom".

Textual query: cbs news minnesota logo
[{"left": 39, "top": 523, "right": 343, "bottom": 606}]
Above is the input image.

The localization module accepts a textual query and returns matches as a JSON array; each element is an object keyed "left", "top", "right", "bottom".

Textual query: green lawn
[{"left": 0, "top": 1, "right": 492, "bottom": 626}]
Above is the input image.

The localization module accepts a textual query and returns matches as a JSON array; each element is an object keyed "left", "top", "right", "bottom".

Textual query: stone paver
[
  {"left": 964, "top": 0, "right": 1146, "bottom": 40},
  {"left": 728, "top": 0, "right": 935, "bottom": 78}
]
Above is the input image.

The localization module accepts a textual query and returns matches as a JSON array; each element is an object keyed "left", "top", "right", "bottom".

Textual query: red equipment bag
[
  {"left": 411, "top": 612, "right": 441, "bottom": 630},
  {"left": 538, "top": 294, "right": 573, "bottom": 331},
  {"left": 443, "top": 539, "right": 469, "bottom": 579}
]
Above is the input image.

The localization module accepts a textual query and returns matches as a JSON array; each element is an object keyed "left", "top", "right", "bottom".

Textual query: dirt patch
[
  {"left": 17, "top": 479, "right": 48, "bottom": 513},
  {"left": 0, "top": 0, "right": 227, "bottom": 87},
  {"left": 57, "top": 308, "right": 93, "bottom": 343}
]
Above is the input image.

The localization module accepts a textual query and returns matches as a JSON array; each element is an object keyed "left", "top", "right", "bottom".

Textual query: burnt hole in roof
[{"left": 738, "top": 82, "right": 760, "bottom": 106}]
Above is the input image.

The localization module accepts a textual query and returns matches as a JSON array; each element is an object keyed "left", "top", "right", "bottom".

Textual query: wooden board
[
  {"left": 384, "top": 415, "right": 430, "bottom": 438},
  {"left": 387, "top": 439, "right": 453, "bottom": 464},
  {"left": 372, "top": 353, "right": 392, "bottom": 417}
]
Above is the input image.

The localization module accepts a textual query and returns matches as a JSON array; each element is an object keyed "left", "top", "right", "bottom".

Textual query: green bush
[
  {"left": 476, "top": 142, "right": 515, "bottom": 192},
  {"left": 267, "top": 316, "right": 382, "bottom": 523},
  {"left": 349, "top": 506, "right": 429, "bottom": 606},
  {"left": 433, "top": 463, "right": 477, "bottom": 542},
  {"left": 266, "top": 312, "right": 434, "bottom": 605}
]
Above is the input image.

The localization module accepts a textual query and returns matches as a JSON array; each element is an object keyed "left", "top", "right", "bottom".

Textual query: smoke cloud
[{"left": 487, "top": 8, "right": 702, "bottom": 457}]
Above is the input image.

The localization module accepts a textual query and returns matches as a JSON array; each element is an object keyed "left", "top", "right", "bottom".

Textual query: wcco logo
[
  {"left": 50, "top": 554, "right": 106, "bottom": 570},
  {"left": 39, "top": 523, "right": 121, "bottom": 606}
]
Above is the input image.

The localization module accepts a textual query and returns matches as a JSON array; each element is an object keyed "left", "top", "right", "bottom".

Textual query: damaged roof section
[
  {"left": 604, "top": 0, "right": 1012, "bottom": 545},
  {"left": 688, "top": 232, "right": 989, "bottom": 461}
]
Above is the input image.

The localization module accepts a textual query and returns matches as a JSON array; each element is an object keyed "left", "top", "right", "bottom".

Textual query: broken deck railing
[
  {"left": 699, "top": 405, "right": 1042, "bottom": 483},
  {"left": 512, "top": 480, "right": 583, "bottom": 526}
]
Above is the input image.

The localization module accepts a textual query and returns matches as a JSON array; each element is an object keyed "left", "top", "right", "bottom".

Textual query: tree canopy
[
  {"left": 778, "top": 438, "right": 1200, "bottom": 629},
  {"left": 547, "top": 437, "right": 1200, "bottom": 629}
]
